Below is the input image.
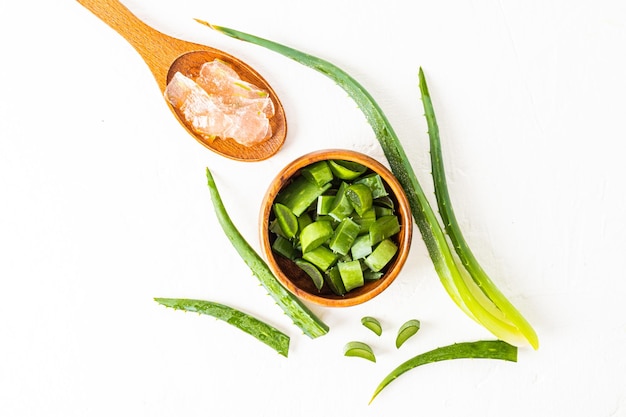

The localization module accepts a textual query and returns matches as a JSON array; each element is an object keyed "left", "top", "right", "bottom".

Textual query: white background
[{"left": 1, "top": 0, "right": 625, "bottom": 415}]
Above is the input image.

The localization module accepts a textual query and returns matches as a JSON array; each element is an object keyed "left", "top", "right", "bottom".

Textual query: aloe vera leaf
[
  {"left": 418, "top": 68, "right": 539, "bottom": 350},
  {"left": 155, "top": 298, "right": 290, "bottom": 357},
  {"left": 369, "top": 340, "right": 518, "bottom": 404},
  {"left": 205, "top": 168, "right": 329, "bottom": 339},
  {"left": 196, "top": 22, "right": 528, "bottom": 347}
]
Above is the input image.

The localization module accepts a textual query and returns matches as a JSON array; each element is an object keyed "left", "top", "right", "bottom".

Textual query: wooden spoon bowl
[{"left": 77, "top": 0, "right": 286, "bottom": 161}]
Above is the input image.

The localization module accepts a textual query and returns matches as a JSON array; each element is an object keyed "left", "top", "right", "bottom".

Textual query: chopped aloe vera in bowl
[
  {"left": 259, "top": 150, "right": 413, "bottom": 307},
  {"left": 271, "top": 159, "right": 401, "bottom": 296}
]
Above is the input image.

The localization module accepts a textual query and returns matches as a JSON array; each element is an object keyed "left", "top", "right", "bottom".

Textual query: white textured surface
[{"left": 1, "top": 0, "right": 625, "bottom": 415}]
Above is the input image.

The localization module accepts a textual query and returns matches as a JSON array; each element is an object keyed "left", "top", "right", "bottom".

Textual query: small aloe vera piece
[
  {"left": 206, "top": 168, "right": 329, "bottom": 339},
  {"left": 294, "top": 258, "right": 324, "bottom": 291},
  {"left": 344, "top": 341, "right": 376, "bottom": 363},
  {"left": 301, "top": 160, "right": 333, "bottom": 187},
  {"left": 329, "top": 160, "right": 367, "bottom": 180},
  {"left": 370, "top": 340, "right": 518, "bottom": 404},
  {"left": 345, "top": 183, "right": 373, "bottom": 216},
  {"left": 395, "top": 319, "right": 420, "bottom": 349},
  {"left": 197, "top": 21, "right": 538, "bottom": 349},
  {"left": 361, "top": 316, "right": 382, "bottom": 336},
  {"left": 154, "top": 298, "right": 290, "bottom": 357},
  {"left": 273, "top": 203, "right": 298, "bottom": 239}
]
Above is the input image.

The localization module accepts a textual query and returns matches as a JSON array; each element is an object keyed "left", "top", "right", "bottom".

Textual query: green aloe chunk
[
  {"left": 272, "top": 235, "right": 297, "bottom": 260},
  {"left": 277, "top": 176, "right": 331, "bottom": 217},
  {"left": 325, "top": 265, "right": 347, "bottom": 296},
  {"left": 375, "top": 196, "right": 395, "bottom": 210},
  {"left": 337, "top": 259, "right": 364, "bottom": 292},
  {"left": 365, "top": 239, "right": 398, "bottom": 272},
  {"left": 329, "top": 217, "right": 361, "bottom": 256},
  {"left": 206, "top": 168, "right": 328, "bottom": 339},
  {"left": 302, "top": 245, "right": 338, "bottom": 272},
  {"left": 344, "top": 341, "right": 376, "bottom": 362},
  {"left": 364, "top": 270, "right": 384, "bottom": 280},
  {"left": 328, "top": 182, "right": 353, "bottom": 222},
  {"left": 316, "top": 195, "right": 334, "bottom": 216},
  {"left": 300, "top": 220, "right": 334, "bottom": 253},
  {"left": 374, "top": 206, "right": 394, "bottom": 217},
  {"left": 369, "top": 340, "right": 518, "bottom": 404},
  {"left": 355, "top": 173, "right": 389, "bottom": 199},
  {"left": 369, "top": 215, "right": 401, "bottom": 246},
  {"left": 154, "top": 298, "right": 290, "bottom": 357},
  {"left": 345, "top": 183, "right": 373, "bottom": 216},
  {"left": 301, "top": 160, "right": 333, "bottom": 187},
  {"left": 350, "top": 234, "right": 373, "bottom": 260},
  {"left": 352, "top": 207, "right": 377, "bottom": 235},
  {"left": 297, "top": 212, "right": 313, "bottom": 233},
  {"left": 361, "top": 316, "right": 382, "bottom": 336},
  {"left": 273, "top": 203, "right": 298, "bottom": 239},
  {"left": 395, "top": 319, "right": 421, "bottom": 349},
  {"left": 269, "top": 219, "right": 288, "bottom": 239},
  {"left": 295, "top": 258, "right": 325, "bottom": 291},
  {"left": 329, "top": 160, "right": 367, "bottom": 180}
]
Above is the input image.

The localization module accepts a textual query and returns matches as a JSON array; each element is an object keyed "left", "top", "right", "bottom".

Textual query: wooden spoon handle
[{"left": 76, "top": 0, "right": 202, "bottom": 89}]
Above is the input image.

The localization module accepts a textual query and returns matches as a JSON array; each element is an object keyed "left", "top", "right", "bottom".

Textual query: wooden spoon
[{"left": 76, "top": 0, "right": 287, "bottom": 161}]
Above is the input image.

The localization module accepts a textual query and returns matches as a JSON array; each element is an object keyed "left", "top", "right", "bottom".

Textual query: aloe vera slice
[
  {"left": 329, "top": 217, "right": 361, "bottom": 256},
  {"left": 352, "top": 207, "right": 376, "bottom": 235},
  {"left": 273, "top": 203, "right": 298, "bottom": 239},
  {"left": 206, "top": 168, "right": 329, "bottom": 339},
  {"left": 325, "top": 265, "right": 347, "bottom": 296},
  {"left": 329, "top": 160, "right": 367, "bottom": 180},
  {"left": 272, "top": 235, "right": 296, "bottom": 260},
  {"left": 277, "top": 176, "right": 331, "bottom": 217},
  {"left": 295, "top": 258, "right": 324, "bottom": 291},
  {"left": 337, "top": 259, "right": 364, "bottom": 292},
  {"left": 364, "top": 270, "right": 384, "bottom": 280},
  {"left": 302, "top": 245, "right": 338, "bottom": 272},
  {"left": 301, "top": 160, "right": 333, "bottom": 187},
  {"left": 361, "top": 316, "right": 382, "bottom": 336},
  {"left": 345, "top": 183, "right": 373, "bottom": 216},
  {"left": 316, "top": 195, "right": 334, "bottom": 216},
  {"left": 344, "top": 341, "right": 376, "bottom": 362},
  {"left": 350, "top": 234, "right": 372, "bottom": 260},
  {"left": 395, "top": 319, "right": 420, "bottom": 349},
  {"left": 364, "top": 239, "right": 398, "bottom": 272},
  {"left": 297, "top": 211, "right": 313, "bottom": 232},
  {"left": 154, "top": 298, "right": 290, "bottom": 357},
  {"left": 355, "top": 173, "right": 389, "bottom": 199},
  {"left": 328, "top": 182, "right": 353, "bottom": 221},
  {"left": 300, "top": 220, "right": 334, "bottom": 253},
  {"left": 369, "top": 216, "right": 400, "bottom": 246},
  {"left": 369, "top": 340, "right": 518, "bottom": 404}
]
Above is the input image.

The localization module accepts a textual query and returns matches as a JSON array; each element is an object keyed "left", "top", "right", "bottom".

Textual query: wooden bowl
[{"left": 259, "top": 149, "right": 413, "bottom": 307}]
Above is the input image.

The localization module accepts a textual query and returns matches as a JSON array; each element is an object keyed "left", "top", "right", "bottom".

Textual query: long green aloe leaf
[
  {"left": 206, "top": 167, "right": 329, "bottom": 339},
  {"left": 418, "top": 68, "right": 538, "bottom": 349},
  {"left": 369, "top": 340, "right": 518, "bottom": 404},
  {"left": 198, "top": 20, "right": 536, "bottom": 348},
  {"left": 155, "top": 297, "right": 290, "bottom": 357}
]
